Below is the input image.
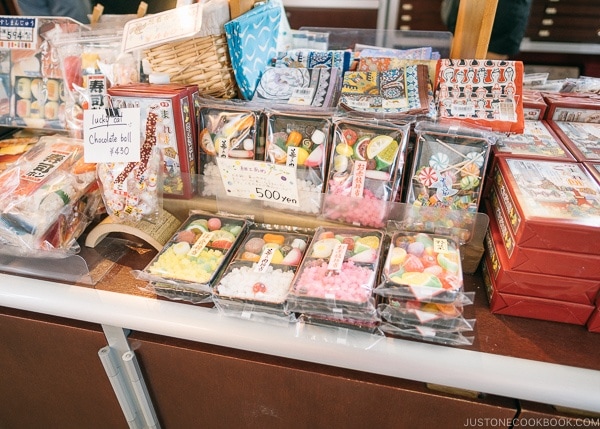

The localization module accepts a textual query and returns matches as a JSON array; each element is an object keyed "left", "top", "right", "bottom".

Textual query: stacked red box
[
  {"left": 483, "top": 157, "right": 600, "bottom": 328},
  {"left": 547, "top": 120, "right": 600, "bottom": 163},
  {"left": 543, "top": 92, "right": 600, "bottom": 123},
  {"left": 107, "top": 83, "right": 198, "bottom": 199},
  {"left": 522, "top": 89, "right": 547, "bottom": 121}
]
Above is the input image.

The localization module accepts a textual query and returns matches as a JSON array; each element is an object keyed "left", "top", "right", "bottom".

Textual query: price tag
[
  {"left": 83, "top": 108, "right": 141, "bottom": 163},
  {"left": 0, "top": 16, "right": 37, "bottom": 50},
  {"left": 216, "top": 158, "right": 300, "bottom": 207},
  {"left": 122, "top": 3, "right": 203, "bottom": 52}
]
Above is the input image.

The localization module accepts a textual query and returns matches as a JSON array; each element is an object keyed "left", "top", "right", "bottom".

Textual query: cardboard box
[
  {"left": 107, "top": 83, "right": 197, "bottom": 199},
  {"left": 482, "top": 258, "right": 594, "bottom": 325},
  {"left": 483, "top": 213, "right": 600, "bottom": 304},
  {"left": 491, "top": 157, "right": 600, "bottom": 255},
  {"left": 485, "top": 195, "right": 600, "bottom": 280},
  {"left": 547, "top": 120, "right": 600, "bottom": 162}
]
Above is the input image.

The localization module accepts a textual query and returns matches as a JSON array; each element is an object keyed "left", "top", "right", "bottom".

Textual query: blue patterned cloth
[{"left": 224, "top": 1, "right": 282, "bottom": 100}]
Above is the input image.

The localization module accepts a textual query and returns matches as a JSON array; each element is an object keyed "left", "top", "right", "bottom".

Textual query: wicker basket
[{"left": 145, "top": 34, "right": 238, "bottom": 99}]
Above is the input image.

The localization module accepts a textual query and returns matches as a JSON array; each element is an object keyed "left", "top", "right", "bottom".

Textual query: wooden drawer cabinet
[{"left": 526, "top": 0, "right": 600, "bottom": 43}]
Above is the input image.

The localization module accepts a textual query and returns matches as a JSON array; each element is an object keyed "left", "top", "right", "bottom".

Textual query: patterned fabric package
[
  {"left": 435, "top": 59, "right": 525, "bottom": 133},
  {"left": 252, "top": 66, "right": 340, "bottom": 108},
  {"left": 224, "top": 1, "right": 282, "bottom": 100},
  {"left": 339, "top": 65, "right": 430, "bottom": 117},
  {"left": 272, "top": 49, "right": 352, "bottom": 72}
]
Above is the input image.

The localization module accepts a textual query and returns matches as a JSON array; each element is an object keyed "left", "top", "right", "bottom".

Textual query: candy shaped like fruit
[
  {"left": 304, "top": 144, "right": 324, "bottom": 167},
  {"left": 349, "top": 248, "right": 377, "bottom": 263},
  {"left": 281, "top": 247, "right": 303, "bottom": 265},
  {"left": 244, "top": 237, "right": 265, "bottom": 254},
  {"left": 438, "top": 251, "right": 460, "bottom": 274},
  {"left": 388, "top": 246, "right": 407, "bottom": 266},
  {"left": 207, "top": 217, "right": 221, "bottom": 231},
  {"left": 311, "top": 238, "right": 339, "bottom": 258},
  {"left": 400, "top": 271, "right": 443, "bottom": 288}
]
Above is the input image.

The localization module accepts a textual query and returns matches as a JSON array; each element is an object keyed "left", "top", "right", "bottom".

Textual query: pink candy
[
  {"left": 292, "top": 261, "right": 375, "bottom": 303},
  {"left": 322, "top": 184, "right": 388, "bottom": 228}
]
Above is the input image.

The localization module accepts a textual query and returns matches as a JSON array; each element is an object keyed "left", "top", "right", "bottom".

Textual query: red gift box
[
  {"left": 543, "top": 92, "right": 600, "bottom": 123},
  {"left": 522, "top": 90, "right": 547, "bottom": 121},
  {"left": 547, "top": 120, "right": 600, "bottom": 163},
  {"left": 483, "top": 212, "right": 600, "bottom": 304},
  {"left": 490, "top": 157, "right": 600, "bottom": 255},
  {"left": 583, "top": 162, "right": 600, "bottom": 185},
  {"left": 587, "top": 307, "right": 600, "bottom": 333},
  {"left": 482, "top": 258, "right": 595, "bottom": 325},
  {"left": 485, "top": 194, "right": 600, "bottom": 280},
  {"left": 108, "top": 83, "right": 198, "bottom": 199}
]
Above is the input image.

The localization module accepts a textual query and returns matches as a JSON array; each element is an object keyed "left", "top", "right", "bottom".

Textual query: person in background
[
  {"left": 441, "top": 0, "right": 534, "bottom": 59},
  {"left": 16, "top": 0, "right": 93, "bottom": 24}
]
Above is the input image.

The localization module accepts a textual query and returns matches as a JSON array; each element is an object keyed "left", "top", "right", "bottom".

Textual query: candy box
[
  {"left": 377, "top": 298, "right": 474, "bottom": 331},
  {"left": 287, "top": 226, "right": 385, "bottom": 320},
  {"left": 482, "top": 258, "right": 595, "bottom": 325},
  {"left": 107, "top": 83, "right": 197, "bottom": 199},
  {"left": 213, "top": 229, "right": 311, "bottom": 310},
  {"left": 583, "top": 162, "right": 600, "bottom": 185},
  {"left": 485, "top": 193, "right": 600, "bottom": 280},
  {"left": 405, "top": 122, "right": 492, "bottom": 213},
  {"left": 547, "top": 121, "right": 600, "bottom": 162},
  {"left": 491, "top": 157, "right": 600, "bottom": 255},
  {"left": 197, "top": 103, "right": 260, "bottom": 197},
  {"left": 483, "top": 212, "right": 600, "bottom": 304},
  {"left": 587, "top": 307, "right": 600, "bottom": 333},
  {"left": 376, "top": 231, "right": 464, "bottom": 304},
  {"left": 321, "top": 118, "right": 409, "bottom": 228},
  {"left": 139, "top": 213, "right": 248, "bottom": 299},
  {"left": 522, "top": 89, "right": 547, "bottom": 121},
  {"left": 543, "top": 92, "right": 600, "bottom": 123},
  {"left": 263, "top": 110, "right": 332, "bottom": 215}
]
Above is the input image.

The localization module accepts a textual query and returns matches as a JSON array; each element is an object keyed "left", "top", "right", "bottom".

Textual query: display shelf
[{"left": 0, "top": 258, "right": 599, "bottom": 413}]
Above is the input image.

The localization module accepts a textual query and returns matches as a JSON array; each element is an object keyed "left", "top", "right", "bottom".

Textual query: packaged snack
[
  {"left": 263, "top": 109, "right": 332, "bottom": 214},
  {"left": 0, "top": 135, "right": 100, "bottom": 256},
  {"left": 287, "top": 226, "right": 385, "bottom": 325},
  {"left": 406, "top": 121, "right": 493, "bottom": 213},
  {"left": 376, "top": 231, "right": 464, "bottom": 304},
  {"left": 1, "top": 17, "right": 87, "bottom": 130},
  {"left": 137, "top": 212, "right": 248, "bottom": 302},
  {"left": 321, "top": 117, "right": 409, "bottom": 228},
  {"left": 197, "top": 102, "right": 259, "bottom": 197},
  {"left": 213, "top": 229, "right": 311, "bottom": 315}
]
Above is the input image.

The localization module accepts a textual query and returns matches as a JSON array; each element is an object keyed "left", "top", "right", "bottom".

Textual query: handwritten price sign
[
  {"left": 216, "top": 158, "right": 300, "bottom": 207},
  {"left": 83, "top": 108, "right": 141, "bottom": 163}
]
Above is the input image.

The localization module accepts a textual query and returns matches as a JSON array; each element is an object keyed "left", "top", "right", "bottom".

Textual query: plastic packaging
[
  {"left": 321, "top": 116, "right": 410, "bottom": 228},
  {"left": 0, "top": 135, "right": 100, "bottom": 257}
]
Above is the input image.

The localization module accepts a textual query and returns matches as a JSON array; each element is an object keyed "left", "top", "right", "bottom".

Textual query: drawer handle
[
  {"left": 538, "top": 30, "right": 550, "bottom": 37},
  {"left": 401, "top": 14, "right": 412, "bottom": 22},
  {"left": 542, "top": 19, "right": 554, "bottom": 26},
  {"left": 400, "top": 25, "right": 411, "bottom": 31},
  {"left": 401, "top": 3, "right": 413, "bottom": 10},
  {"left": 545, "top": 7, "right": 557, "bottom": 14}
]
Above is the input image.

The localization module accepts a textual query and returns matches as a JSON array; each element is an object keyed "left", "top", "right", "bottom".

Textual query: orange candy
[{"left": 263, "top": 233, "right": 285, "bottom": 245}]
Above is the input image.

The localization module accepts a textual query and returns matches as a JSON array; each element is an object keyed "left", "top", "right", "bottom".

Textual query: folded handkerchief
[{"left": 225, "top": 1, "right": 282, "bottom": 99}]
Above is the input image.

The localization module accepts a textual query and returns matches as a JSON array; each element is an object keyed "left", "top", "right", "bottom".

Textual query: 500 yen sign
[{"left": 255, "top": 188, "right": 297, "bottom": 205}]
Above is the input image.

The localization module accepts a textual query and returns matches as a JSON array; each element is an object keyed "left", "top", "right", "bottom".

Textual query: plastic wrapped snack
[
  {"left": 287, "top": 226, "right": 385, "bottom": 327},
  {"left": 263, "top": 109, "right": 332, "bottom": 214},
  {"left": 405, "top": 121, "right": 493, "bottom": 213},
  {"left": 0, "top": 135, "right": 100, "bottom": 257},
  {"left": 198, "top": 102, "right": 260, "bottom": 197},
  {"left": 376, "top": 231, "right": 464, "bottom": 304},
  {"left": 53, "top": 29, "right": 140, "bottom": 135},
  {"left": 321, "top": 117, "right": 409, "bottom": 227},
  {"left": 213, "top": 229, "right": 311, "bottom": 317},
  {"left": 136, "top": 212, "right": 248, "bottom": 302}
]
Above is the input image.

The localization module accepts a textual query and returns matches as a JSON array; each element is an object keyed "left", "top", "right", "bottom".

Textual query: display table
[{"left": 0, "top": 229, "right": 599, "bottom": 426}]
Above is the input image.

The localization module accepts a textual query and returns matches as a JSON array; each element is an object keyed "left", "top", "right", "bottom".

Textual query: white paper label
[
  {"left": 83, "top": 108, "right": 141, "bottom": 163},
  {"left": 216, "top": 158, "right": 300, "bottom": 207}
]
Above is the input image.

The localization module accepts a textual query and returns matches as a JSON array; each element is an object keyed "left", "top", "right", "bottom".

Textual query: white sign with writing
[
  {"left": 83, "top": 108, "right": 141, "bottom": 163},
  {"left": 216, "top": 158, "right": 300, "bottom": 207},
  {"left": 121, "top": 3, "right": 203, "bottom": 52}
]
